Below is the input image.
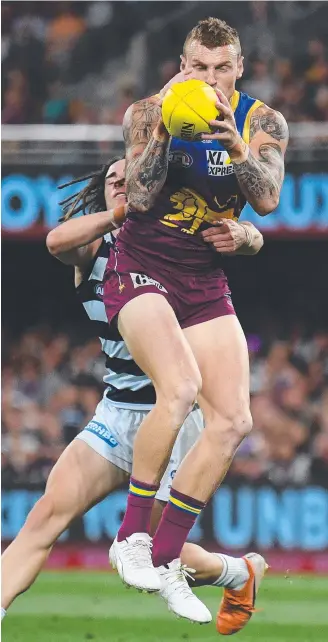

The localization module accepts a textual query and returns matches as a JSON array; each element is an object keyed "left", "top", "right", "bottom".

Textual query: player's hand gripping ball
[{"left": 162, "top": 79, "right": 219, "bottom": 141}]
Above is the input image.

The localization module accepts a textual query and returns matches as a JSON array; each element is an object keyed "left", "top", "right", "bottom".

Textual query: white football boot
[
  {"left": 158, "top": 558, "right": 212, "bottom": 624},
  {"left": 109, "top": 533, "right": 161, "bottom": 592}
]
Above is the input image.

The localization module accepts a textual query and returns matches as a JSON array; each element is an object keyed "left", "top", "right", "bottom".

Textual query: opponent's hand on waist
[
  {"left": 202, "top": 89, "right": 247, "bottom": 158},
  {"left": 201, "top": 218, "right": 248, "bottom": 254}
]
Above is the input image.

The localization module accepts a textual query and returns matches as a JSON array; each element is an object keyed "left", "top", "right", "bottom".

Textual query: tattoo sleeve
[
  {"left": 123, "top": 99, "right": 171, "bottom": 212},
  {"left": 233, "top": 106, "right": 288, "bottom": 215}
]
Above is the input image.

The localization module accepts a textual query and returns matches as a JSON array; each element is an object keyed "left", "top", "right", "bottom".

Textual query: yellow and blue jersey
[{"left": 121, "top": 90, "right": 263, "bottom": 271}]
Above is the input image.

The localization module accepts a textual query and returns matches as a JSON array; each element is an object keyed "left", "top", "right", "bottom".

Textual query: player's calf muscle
[{"left": 21, "top": 493, "right": 69, "bottom": 545}]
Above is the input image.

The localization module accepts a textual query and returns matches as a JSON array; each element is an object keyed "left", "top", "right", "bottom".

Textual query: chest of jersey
[
  {"left": 156, "top": 91, "right": 261, "bottom": 236},
  {"left": 167, "top": 139, "right": 238, "bottom": 227}
]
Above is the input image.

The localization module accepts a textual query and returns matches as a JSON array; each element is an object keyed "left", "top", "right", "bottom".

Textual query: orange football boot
[{"left": 216, "top": 552, "right": 268, "bottom": 635}]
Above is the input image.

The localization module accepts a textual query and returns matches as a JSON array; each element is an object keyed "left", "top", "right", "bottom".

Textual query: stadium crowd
[
  {"left": 2, "top": 1, "right": 328, "bottom": 125},
  {"left": 2, "top": 324, "right": 328, "bottom": 489}
]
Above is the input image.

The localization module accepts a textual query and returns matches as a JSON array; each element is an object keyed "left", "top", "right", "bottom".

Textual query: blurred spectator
[
  {"left": 2, "top": 325, "right": 328, "bottom": 488},
  {"left": 1, "top": 1, "right": 328, "bottom": 126},
  {"left": 304, "top": 39, "right": 328, "bottom": 86},
  {"left": 12, "top": 5, "right": 47, "bottom": 43},
  {"left": 2, "top": 69, "right": 31, "bottom": 123},
  {"left": 85, "top": 1, "right": 113, "bottom": 29},
  {"left": 112, "top": 80, "right": 137, "bottom": 125},
  {"left": 242, "top": 59, "right": 278, "bottom": 108},
  {"left": 43, "top": 79, "right": 69, "bottom": 124},
  {"left": 149, "top": 59, "right": 180, "bottom": 96},
  {"left": 314, "top": 85, "right": 328, "bottom": 121},
  {"left": 241, "top": 1, "right": 276, "bottom": 63},
  {"left": 45, "top": 2, "right": 86, "bottom": 70}
]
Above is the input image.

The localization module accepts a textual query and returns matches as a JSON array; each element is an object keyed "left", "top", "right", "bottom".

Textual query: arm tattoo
[
  {"left": 249, "top": 105, "right": 289, "bottom": 142},
  {"left": 234, "top": 144, "right": 283, "bottom": 205},
  {"left": 233, "top": 106, "right": 287, "bottom": 213},
  {"left": 123, "top": 99, "right": 170, "bottom": 211}
]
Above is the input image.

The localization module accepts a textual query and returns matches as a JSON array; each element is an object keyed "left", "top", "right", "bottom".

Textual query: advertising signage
[{"left": 2, "top": 165, "right": 328, "bottom": 239}]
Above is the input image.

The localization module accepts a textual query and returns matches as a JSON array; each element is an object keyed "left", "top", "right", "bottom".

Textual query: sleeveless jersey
[
  {"left": 118, "top": 90, "right": 262, "bottom": 272},
  {"left": 76, "top": 234, "right": 155, "bottom": 408}
]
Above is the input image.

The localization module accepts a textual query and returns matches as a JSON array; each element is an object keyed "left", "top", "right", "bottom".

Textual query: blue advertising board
[
  {"left": 2, "top": 486, "right": 328, "bottom": 550},
  {"left": 2, "top": 166, "right": 328, "bottom": 238}
]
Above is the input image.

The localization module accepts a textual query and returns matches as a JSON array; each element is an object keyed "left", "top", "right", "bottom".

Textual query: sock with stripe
[
  {"left": 212, "top": 554, "right": 249, "bottom": 590},
  {"left": 1, "top": 607, "right": 6, "bottom": 620},
  {"left": 152, "top": 489, "right": 206, "bottom": 568},
  {"left": 117, "top": 476, "right": 159, "bottom": 542}
]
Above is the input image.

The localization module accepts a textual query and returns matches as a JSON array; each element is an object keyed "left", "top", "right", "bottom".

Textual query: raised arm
[
  {"left": 123, "top": 98, "right": 171, "bottom": 212},
  {"left": 203, "top": 92, "right": 288, "bottom": 216}
]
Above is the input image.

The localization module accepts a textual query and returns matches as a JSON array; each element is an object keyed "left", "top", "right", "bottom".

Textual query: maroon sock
[
  {"left": 117, "top": 476, "right": 159, "bottom": 542},
  {"left": 152, "top": 489, "right": 206, "bottom": 567}
]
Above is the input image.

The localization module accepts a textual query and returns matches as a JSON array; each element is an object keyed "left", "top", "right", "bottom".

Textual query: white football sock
[
  {"left": 212, "top": 554, "right": 249, "bottom": 591},
  {"left": 1, "top": 607, "right": 6, "bottom": 620}
]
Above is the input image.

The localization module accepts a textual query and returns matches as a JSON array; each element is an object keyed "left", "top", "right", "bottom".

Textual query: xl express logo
[{"left": 206, "top": 150, "right": 234, "bottom": 177}]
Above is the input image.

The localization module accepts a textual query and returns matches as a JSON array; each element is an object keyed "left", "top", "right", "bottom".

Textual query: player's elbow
[
  {"left": 255, "top": 196, "right": 279, "bottom": 216},
  {"left": 127, "top": 192, "right": 156, "bottom": 213},
  {"left": 46, "top": 228, "right": 64, "bottom": 257},
  {"left": 251, "top": 231, "right": 264, "bottom": 254}
]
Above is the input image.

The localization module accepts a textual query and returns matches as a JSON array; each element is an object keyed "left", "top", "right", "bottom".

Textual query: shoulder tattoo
[{"left": 250, "top": 105, "right": 288, "bottom": 142}]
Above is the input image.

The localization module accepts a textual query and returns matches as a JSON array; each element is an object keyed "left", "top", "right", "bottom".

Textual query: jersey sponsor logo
[
  {"left": 130, "top": 272, "right": 168, "bottom": 293},
  {"left": 168, "top": 150, "right": 193, "bottom": 167},
  {"left": 206, "top": 150, "right": 234, "bottom": 177},
  {"left": 95, "top": 284, "right": 103, "bottom": 298},
  {"left": 181, "top": 122, "right": 195, "bottom": 141},
  {"left": 85, "top": 420, "right": 118, "bottom": 447}
]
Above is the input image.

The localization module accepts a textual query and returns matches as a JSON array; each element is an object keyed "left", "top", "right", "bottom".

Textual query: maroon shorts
[{"left": 103, "top": 247, "right": 235, "bottom": 330}]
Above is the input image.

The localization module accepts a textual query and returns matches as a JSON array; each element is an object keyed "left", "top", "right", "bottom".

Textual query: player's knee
[
  {"left": 232, "top": 407, "right": 253, "bottom": 441},
  {"left": 204, "top": 405, "right": 252, "bottom": 449},
  {"left": 158, "top": 373, "right": 201, "bottom": 425}
]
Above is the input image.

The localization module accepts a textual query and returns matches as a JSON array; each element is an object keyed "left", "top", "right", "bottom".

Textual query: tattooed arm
[
  {"left": 203, "top": 91, "right": 288, "bottom": 216},
  {"left": 231, "top": 105, "right": 288, "bottom": 215},
  {"left": 123, "top": 97, "right": 171, "bottom": 212}
]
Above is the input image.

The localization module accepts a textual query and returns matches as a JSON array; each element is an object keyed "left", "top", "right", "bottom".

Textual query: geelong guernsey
[{"left": 76, "top": 233, "right": 155, "bottom": 408}]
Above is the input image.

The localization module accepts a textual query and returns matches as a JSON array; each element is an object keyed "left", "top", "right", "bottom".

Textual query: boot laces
[
  {"left": 164, "top": 564, "right": 196, "bottom": 599},
  {"left": 123, "top": 538, "right": 153, "bottom": 569}
]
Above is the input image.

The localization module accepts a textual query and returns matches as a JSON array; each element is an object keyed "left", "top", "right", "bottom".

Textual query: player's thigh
[
  {"left": 183, "top": 315, "right": 250, "bottom": 422},
  {"left": 118, "top": 293, "right": 201, "bottom": 393},
  {"left": 45, "top": 439, "right": 128, "bottom": 521}
]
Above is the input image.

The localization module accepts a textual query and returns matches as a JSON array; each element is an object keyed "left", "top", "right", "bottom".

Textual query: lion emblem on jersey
[{"left": 160, "top": 188, "right": 238, "bottom": 235}]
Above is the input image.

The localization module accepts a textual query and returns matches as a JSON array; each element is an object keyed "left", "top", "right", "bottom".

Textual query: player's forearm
[
  {"left": 126, "top": 122, "right": 171, "bottom": 212},
  {"left": 47, "top": 207, "right": 125, "bottom": 255},
  {"left": 230, "top": 140, "right": 283, "bottom": 216},
  {"left": 235, "top": 222, "right": 264, "bottom": 255}
]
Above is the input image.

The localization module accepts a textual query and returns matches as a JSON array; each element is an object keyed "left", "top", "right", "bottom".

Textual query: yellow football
[{"left": 162, "top": 79, "right": 219, "bottom": 141}]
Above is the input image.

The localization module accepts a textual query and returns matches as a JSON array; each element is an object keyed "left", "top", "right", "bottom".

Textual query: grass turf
[{"left": 3, "top": 572, "right": 328, "bottom": 642}]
